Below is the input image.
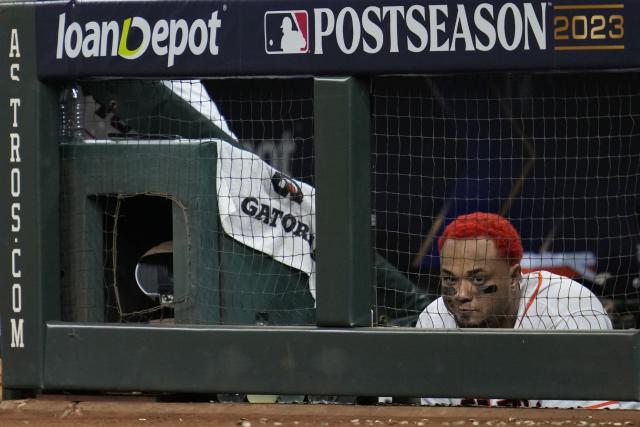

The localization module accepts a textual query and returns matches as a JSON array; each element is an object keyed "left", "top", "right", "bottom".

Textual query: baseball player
[{"left": 416, "top": 212, "right": 637, "bottom": 409}]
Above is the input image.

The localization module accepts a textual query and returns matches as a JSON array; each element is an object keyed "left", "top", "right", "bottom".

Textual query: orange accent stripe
[
  {"left": 521, "top": 267, "right": 581, "bottom": 279},
  {"left": 555, "top": 45, "right": 624, "bottom": 51},
  {"left": 584, "top": 400, "right": 618, "bottom": 409},
  {"left": 553, "top": 4, "right": 624, "bottom": 10},
  {"left": 516, "top": 271, "right": 543, "bottom": 328}
]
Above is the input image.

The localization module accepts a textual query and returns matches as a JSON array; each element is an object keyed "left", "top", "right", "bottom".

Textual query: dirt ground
[
  {"left": 1, "top": 361, "right": 638, "bottom": 426},
  {"left": 0, "top": 398, "right": 638, "bottom": 427}
]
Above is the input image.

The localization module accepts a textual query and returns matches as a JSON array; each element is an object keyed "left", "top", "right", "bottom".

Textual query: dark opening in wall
[{"left": 101, "top": 195, "right": 174, "bottom": 323}]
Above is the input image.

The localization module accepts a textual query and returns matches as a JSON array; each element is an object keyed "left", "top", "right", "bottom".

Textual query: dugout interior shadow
[{"left": 101, "top": 195, "right": 174, "bottom": 323}]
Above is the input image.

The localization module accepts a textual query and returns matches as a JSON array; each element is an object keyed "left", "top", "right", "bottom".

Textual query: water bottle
[
  {"left": 59, "top": 83, "right": 85, "bottom": 142},
  {"left": 277, "top": 394, "right": 306, "bottom": 404},
  {"left": 246, "top": 394, "right": 279, "bottom": 404},
  {"left": 247, "top": 312, "right": 279, "bottom": 404},
  {"left": 216, "top": 393, "right": 246, "bottom": 403},
  {"left": 308, "top": 395, "right": 337, "bottom": 404},
  {"left": 308, "top": 395, "right": 356, "bottom": 404}
]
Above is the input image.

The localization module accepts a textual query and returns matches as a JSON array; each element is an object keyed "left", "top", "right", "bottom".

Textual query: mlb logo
[{"left": 264, "top": 11, "right": 309, "bottom": 54}]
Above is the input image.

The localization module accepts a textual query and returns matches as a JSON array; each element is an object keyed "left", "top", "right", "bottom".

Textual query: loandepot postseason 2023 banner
[{"left": 36, "top": 0, "right": 640, "bottom": 79}]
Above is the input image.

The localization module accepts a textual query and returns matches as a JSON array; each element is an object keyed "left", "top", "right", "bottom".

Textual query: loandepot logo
[{"left": 55, "top": 12, "right": 222, "bottom": 67}]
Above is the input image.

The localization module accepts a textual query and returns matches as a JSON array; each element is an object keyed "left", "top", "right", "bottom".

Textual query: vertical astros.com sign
[{"left": 8, "top": 25, "right": 25, "bottom": 349}]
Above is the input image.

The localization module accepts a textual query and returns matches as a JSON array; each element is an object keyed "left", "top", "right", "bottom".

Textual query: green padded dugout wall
[
  {"left": 60, "top": 142, "right": 220, "bottom": 324},
  {"left": 0, "top": 3, "right": 59, "bottom": 392},
  {"left": 64, "top": 79, "right": 318, "bottom": 326},
  {"left": 3, "top": 0, "right": 639, "bottom": 401}
]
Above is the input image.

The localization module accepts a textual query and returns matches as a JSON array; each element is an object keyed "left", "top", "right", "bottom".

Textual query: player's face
[{"left": 440, "top": 238, "right": 521, "bottom": 328}]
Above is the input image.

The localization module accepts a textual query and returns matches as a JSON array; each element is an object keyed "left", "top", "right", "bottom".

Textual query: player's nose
[{"left": 454, "top": 280, "right": 474, "bottom": 302}]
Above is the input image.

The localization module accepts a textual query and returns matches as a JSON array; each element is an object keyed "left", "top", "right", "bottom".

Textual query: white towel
[{"left": 216, "top": 140, "right": 316, "bottom": 300}]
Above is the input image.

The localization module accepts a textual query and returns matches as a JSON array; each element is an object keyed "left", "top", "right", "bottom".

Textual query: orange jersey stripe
[{"left": 584, "top": 400, "right": 618, "bottom": 409}]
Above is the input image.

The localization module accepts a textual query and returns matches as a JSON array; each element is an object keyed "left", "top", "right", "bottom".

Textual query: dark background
[{"left": 206, "top": 73, "right": 640, "bottom": 327}]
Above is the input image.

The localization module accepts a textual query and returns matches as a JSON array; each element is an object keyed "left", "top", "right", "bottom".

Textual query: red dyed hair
[{"left": 438, "top": 212, "right": 524, "bottom": 266}]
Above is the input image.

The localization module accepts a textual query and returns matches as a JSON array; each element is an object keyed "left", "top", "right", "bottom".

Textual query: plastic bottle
[
  {"left": 308, "top": 395, "right": 356, "bottom": 404},
  {"left": 308, "top": 395, "right": 337, "bottom": 404},
  {"left": 216, "top": 393, "right": 246, "bottom": 403},
  {"left": 246, "top": 394, "right": 279, "bottom": 404},
  {"left": 59, "top": 83, "right": 85, "bottom": 142},
  {"left": 247, "top": 312, "right": 279, "bottom": 404},
  {"left": 277, "top": 394, "right": 306, "bottom": 404}
]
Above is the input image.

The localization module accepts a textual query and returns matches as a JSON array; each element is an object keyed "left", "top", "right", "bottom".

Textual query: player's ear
[{"left": 509, "top": 264, "right": 521, "bottom": 286}]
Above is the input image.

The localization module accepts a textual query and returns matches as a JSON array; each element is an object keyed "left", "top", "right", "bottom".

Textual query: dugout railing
[{"left": 2, "top": 0, "right": 640, "bottom": 401}]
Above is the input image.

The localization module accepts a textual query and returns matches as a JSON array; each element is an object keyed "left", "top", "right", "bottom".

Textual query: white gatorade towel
[{"left": 216, "top": 140, "right": 317, "bottom": 300}]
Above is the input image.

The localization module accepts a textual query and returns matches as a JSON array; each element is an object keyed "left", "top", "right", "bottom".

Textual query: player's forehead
[{"left": 440, "top": 238, "right": 500, "bottom": 272}]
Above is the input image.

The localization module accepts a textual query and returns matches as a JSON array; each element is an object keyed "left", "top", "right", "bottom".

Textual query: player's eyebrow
[
  {"left": 465, "top": 268, "right": 487, "bottom": 276},
  {"left": 441, "top": 268, "right": 456, "bottom": 277}
]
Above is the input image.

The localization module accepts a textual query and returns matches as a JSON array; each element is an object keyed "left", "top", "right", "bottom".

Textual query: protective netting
[
  {"left": 59, "top": 73, "right": 640, "bottom": 331},
  {"left": 372, "top": 73, "right": 640, "bottom": 330},
  {"left": 59, "top": 79, "right": 316, "bottom": 325}
]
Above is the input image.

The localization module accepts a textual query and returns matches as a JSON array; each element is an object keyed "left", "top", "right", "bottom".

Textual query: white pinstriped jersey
[
  {"left": 417, "top": 270, "right": 611, "bottom": 331},
  {"left": 415, "top": 271, "right": 639, "bottom": 409}
]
